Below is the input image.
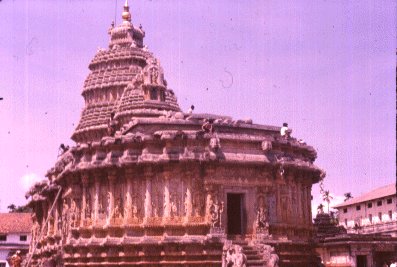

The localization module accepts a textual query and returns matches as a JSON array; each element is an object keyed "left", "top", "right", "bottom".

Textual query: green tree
[
  {"left": 322, "top": 190, "right": 333, "bottom": 213},
  {"left": 344, "top": 192, "right": 353, "bottom": 202},
  {"left": 7, "top": 203, "right": 32, "bottom": 213}
]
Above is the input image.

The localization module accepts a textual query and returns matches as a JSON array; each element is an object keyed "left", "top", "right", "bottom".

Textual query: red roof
[
  {"left": 333, "top": 183, "right": 396, "bottom": 208},
  {"left": 0, "top": 213, "right": 32, "bottom": 234}
]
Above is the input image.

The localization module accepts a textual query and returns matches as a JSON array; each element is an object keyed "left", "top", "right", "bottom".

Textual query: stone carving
[
  {"left": 70, "top": 199, "right": 80, "bottom": 228},
  {"left": 150, "top": 67, "right": 159, "bottom": 84},
  {"left": 131, "top": 203, "right": 139, "bottom": 219},
  {"left": 210, "top": 136, "right": 221, "bottom": 151},
  {"left": 107, "top": 112, "right": 119, "bottom": 137},
  {"left": 170, "top": 201, "right": 178, "bottom": 217},
  {"left": 85, "top": 193, "right": 92, "bottom": 219},
  {"left": 113, "top": 197, "right": 123, "bottom": 219},
  {"left": 30, "top": 218, "right": 40, "bottom": 251},
  {"left": 260, "top": 245, "right": 279, "bottom": 267},
  {"left": 261, "top": 140, "right": 272, "bottom": 151},
  {"left": 130, "top": 189, "right": 142, "bottom": 221},
  {"left": 61, "top": 199, "right": 69, "bottom": 238},
  {"left": 222, "top": 242, "right": 247, "bottom": 267},
  {"left": 184, "top": 189, "right": 192, "bottom": 218},
  {"left": 256, "top": 196, "right": 269, "bottom": 229},
  {"left": 209, "top": 200, "right": 224, "bottom": 228},
  {"left": 192, "top": 192, "right": 204, "bottom": 217}
]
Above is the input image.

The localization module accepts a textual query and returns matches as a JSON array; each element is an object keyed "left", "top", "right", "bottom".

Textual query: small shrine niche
[{"left": 142, "top": 58, "right": 167, "bottom": 102}]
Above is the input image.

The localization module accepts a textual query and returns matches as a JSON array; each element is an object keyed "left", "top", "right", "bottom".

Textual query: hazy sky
[{"left": 0, "top": 0, "right": 395, "bottom": 211}]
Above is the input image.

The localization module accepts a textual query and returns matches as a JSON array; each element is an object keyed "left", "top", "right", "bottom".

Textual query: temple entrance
[
  {"left": 227, "top": 193, "right": 245, "bottom": 235},
  {"left": 356, "top": 255, "right": 367, "bottom": 267}
]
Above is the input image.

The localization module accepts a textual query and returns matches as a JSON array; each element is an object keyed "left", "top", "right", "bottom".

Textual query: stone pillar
[
  {"left": 306, "top": 185, "right": 312, "bottom": 224},
  {"left": 46, "top": 201, "right": 51, "bottom": 236},
  {"left": 297, "top": 183, "right": 303, "bottom": 224},
  {"left": 81, "top": 174, "right": 89, "bottom": 226},
  {"left": 94, "top": 175, "right": 100, "bottom": 224},
  {"left": 54, "top": 201, "right": 59, "bottom": 235},
  {"left": 124, "top": 169, "right": 133, "bottom": 223},
  {"left": 107, "top": 170, "right": 117, "bottom": 225},
  {"left": 276, "top": 186, "right": 281, "bottom": 223},
  {"left": 163, "top": 170, "right": 171, "bottom": 218},
  {"left": 144, "top": 167, "right": 153, "bottom": 221},
  {"left": 301, "top": 185, "right": 307, "bottom": 224}
]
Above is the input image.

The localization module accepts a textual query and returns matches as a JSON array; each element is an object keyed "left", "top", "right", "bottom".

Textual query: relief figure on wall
[
  {"left": 170, "top": 193, "right": 179, "bottom": 218},
  {"left": 210, "top": 199, "right": 224, "bottom": 228},
  {"left": 193, "top": 192, "right": 204, "bottom": 217},
  {"left": 113, "top": 197, "right": 123, "bottom": 219},
  {"left": 256, "top": 196, "right": 269, "bottom": 229},
  {"left": 85, "top": 193, "right": 92, "bottom": 219},
  {"left": 61, "top": 199, "right": 69, "bottom": 238},
  {"left": 70, "top": 199, "right": 80, "bottom": 228},
  {"left": 149, "top": 67, "right": 159, "bottom": 84},
  {"left": 131, "top": 194, "right": 141, "bottom": 220}
]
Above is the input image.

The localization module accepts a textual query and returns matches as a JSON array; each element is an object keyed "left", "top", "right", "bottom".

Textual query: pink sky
[{"left": 0, "top": 0, "right": 395, "bottom": 211}]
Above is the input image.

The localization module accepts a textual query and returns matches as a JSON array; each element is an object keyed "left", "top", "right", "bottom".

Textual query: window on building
[
  {"left": 0, "top": 235, "right": 6, "bottom": 241},
  {"left": 367, "top": 202, "right": 372, "bottom": 208},
  {"left": 389, "top": 210, "right": 393, "bottom": 220},
  {"left": 20, "top": 235, "right": 27, "bottom": 241},
  {"left": 150, "top": 87, "right": 158, "bottom": 100},
  {"left": 378, "top": 212, "right": 382, "bottom": 221},
  {"left": 387, "top": 198, "right": 392, "bottom": 204},
  {"left": 356, "top": 205, "right": 361, "bottom": 211},
  {"left": 343, "top": 208, "right": 347, "bottom": 213},
  {"left": 369, "top": 214, "right": 372, "bottom": 223},
  {"left": 377, "top": 200, "right": 382, "bottom": 206}
]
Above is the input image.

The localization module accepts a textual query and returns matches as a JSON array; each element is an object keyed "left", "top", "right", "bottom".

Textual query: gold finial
[{"left": 122, "top": 0, "right": 131, "bottom": 23}]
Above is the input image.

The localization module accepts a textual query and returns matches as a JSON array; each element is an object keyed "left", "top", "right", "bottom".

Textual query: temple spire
[{"left": 122, "top": 0, "right": 132, "bottom": 25}]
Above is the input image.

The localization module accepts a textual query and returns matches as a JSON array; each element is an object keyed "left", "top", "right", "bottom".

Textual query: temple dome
[{"left": 72, "top": 2, "right": 180, "bottom": 143}]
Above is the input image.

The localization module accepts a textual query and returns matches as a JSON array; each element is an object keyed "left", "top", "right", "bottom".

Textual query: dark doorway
[
  {"left": 227, "top": 193, "right": 244, "bottom": 235},
  {"left": 356, "top": 255, "right": 367, "bottom": 267}
]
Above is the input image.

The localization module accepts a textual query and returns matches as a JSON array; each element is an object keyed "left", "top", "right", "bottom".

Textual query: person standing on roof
[
  {"left": 280, "top": 123, "right": 291, "bottom": 138},
  {"left": 187, "top": 105, "right": 195, "bottom": 114}
]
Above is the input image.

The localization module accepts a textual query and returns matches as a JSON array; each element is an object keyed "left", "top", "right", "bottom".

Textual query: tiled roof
[
  {"left": 0, "top": 213, "right": 32, "bottom": 234},
  {"left": 333, "top": 183, "right": 396, "bottom": 208}
]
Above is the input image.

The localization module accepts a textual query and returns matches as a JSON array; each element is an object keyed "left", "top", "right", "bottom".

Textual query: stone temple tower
[{"left": 26, "top": 2, "right": 325, "bottom": 266}]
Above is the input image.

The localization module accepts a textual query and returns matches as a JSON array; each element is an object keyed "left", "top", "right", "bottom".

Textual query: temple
[{"left": 26, "top": 2, "right": 325, "bottom": 266}]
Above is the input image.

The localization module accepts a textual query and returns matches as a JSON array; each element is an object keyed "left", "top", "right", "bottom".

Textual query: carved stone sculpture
[
  {"left": 260, "top": 245, "right": 279, "bottom": 267},
  {"left": 210, "top": 200, "right": 224, "bottom": 228},
  {"left": 222, "top": 243, "right": 247, "bottom": 267}
]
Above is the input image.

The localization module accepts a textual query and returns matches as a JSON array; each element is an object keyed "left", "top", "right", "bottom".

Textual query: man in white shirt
[
  {"left": 187, "top": 105, "right": 195, "bottom": 114},
  {"left": 280, "top": 123, "right": 291, "bottom": 138}
]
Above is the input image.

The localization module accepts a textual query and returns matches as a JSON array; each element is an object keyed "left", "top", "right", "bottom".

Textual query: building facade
[
  {"left": 26, "top": 2, "right": 324, "bottom": 266},
  {"left": 0, "top": 213, "right": 32, "bottom": 266},
  {"left": 334, "top": 183, "right": 396, "bottom": 236},
  {"left": 315, "top": 184, "right": 397, "bottom": 267}
]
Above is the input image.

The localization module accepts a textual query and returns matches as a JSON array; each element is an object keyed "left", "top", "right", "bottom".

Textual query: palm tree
[
  {"left": 344, "top": 192, "right": 353, "bottom": 202},
  {"left": 322, "top": 190, "right": 333, "bottom": 213}
]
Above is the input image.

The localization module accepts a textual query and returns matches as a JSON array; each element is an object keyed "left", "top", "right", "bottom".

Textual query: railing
[{"left": 346, "top": 221, "right": 397, "bottom": 234}]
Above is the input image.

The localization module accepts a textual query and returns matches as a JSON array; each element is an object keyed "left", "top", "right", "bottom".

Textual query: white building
[
  {"left": 334, "top": 183, "right": 397, "bottom": 236},
  {"left": 0, "top": 213, "right": 32, "bottom": 266}
]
